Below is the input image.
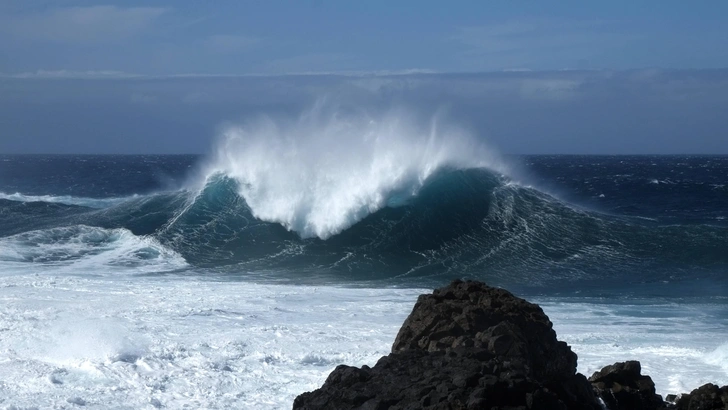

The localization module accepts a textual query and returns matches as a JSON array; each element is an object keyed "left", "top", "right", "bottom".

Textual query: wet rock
[
  {"left": 675, "top": 383, "right": 728, "bottom": 410},
  {"left": 293, "top": 280, "right": 601, "bottom": 409},
  {"left": 392, "top": 280, "right": 577, "bottom": 384},
  {"left": 292, "top": 279, "right": 727, "bottom": 410},
  {"left": 588, "top": 361, "right": 665, "bottom": 410}
]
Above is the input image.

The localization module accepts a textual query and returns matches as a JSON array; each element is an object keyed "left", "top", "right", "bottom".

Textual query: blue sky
[{"left": 1, "top": 1, "right": 728, "bottom": 75}]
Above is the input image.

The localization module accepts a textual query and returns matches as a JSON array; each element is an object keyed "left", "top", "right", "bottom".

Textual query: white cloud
[{"left": 4, "top": 6, "right": 167, "bottom": 44}]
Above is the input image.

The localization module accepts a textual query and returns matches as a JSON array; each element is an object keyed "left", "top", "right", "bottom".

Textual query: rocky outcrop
[
  {"left": 293, "top": 280, "right": 601, "bottom": 409},
  {"left": 391, "top": 279, "right": 577, "bottom": 383},
  {"left": 292, "top": 280, "right": 727, "bottom": 410},
  {"left": 588, "top": 361, "right": 665, "bottom": 409},
  {"left": 675, "top": 383, "right": 728, "bottom": 410},
  {"left": 587, "top": 363, "right": 728, "bottom": 410}
]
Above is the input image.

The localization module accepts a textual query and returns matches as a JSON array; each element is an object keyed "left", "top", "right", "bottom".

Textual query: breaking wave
[
  {"left": 0, "top": 107, "right": 726, "bottom": 289},
  {"left": 201, "top": 104, "right": 507, "bottom": 239}
]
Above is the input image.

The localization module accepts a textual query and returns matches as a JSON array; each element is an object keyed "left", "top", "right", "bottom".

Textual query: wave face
[{"left": 132, "top": 167, "right": 724, "bottom": 291}]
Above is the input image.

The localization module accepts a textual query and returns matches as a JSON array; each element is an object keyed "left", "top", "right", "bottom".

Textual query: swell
[{"left": 2, "top": 168, "right": 726, "bottom": 290}]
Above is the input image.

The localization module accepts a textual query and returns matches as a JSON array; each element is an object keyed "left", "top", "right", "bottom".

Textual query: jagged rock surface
[
  {"left": 391, "top": 279, "right": 577, "bottom": 382},
  {"left": 675, "top": 383, "right": 728, "bottom": 410},
  {"left": 293, "top": 280, "right": 601, "bottom": 409},
  {"left": 588, "top": 361, "right": 665, "bottom": 410}
]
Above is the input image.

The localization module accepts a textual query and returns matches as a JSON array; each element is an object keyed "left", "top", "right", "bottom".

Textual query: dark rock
[
  {"left": 588, "top": 361, "right": 665, "bottom": 410},
  {"left": 675, "top": 383, "right": 728, "bottom": 410},
  {"left": 292, "top": 279, "right": 727, "bottom": 410},
  {"left": 293, "top": 280, "right": 601, "bottom": 409},
  {"left": 391, "top": 280, "right": 576, "bottom": 383}
]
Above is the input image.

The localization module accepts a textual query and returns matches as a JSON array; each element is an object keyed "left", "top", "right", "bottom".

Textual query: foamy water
[
  {"left": 0, "top": 275, "right": 421, "bottom": 409},
  {"left": 538, "top": 299, "right": 728, "bottom": 395},
  {"left": 0, "top": 273, "right": 725, "bottom": 409},
  {"left": 0, "top": 226, "right": 187, "bottom": 274}
]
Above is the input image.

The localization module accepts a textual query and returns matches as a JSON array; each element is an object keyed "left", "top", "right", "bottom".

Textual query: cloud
[
  {"left": 4, "top": 70, "right": 142, "bottom": 79},
  {"left": 204, "top": 35, "right": 260, "bottom": 54},
  {"left": 4, "top": 6, "right": 167, "bottom": 45},
  {"left": 2, "top": 69, "right": 728, "bottom": 154}
]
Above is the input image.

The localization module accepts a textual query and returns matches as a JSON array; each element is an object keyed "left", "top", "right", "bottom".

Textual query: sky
[
  {"left": 2, "top": 1, "right": 728, "bottom": 74},
  {"left": 1, "top": 1, "right": 728, "bottom": 154}
]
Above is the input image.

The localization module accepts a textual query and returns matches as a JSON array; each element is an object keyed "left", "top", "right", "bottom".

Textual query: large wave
[
  {"left": 0, "top": 107, "right": 726, "bottom": 291},
  {"left": 144, "top": 168, "right": 725, "bottom": 288},
  {"left": 200, "top": 104, "right": 508, "bottom": 239}
]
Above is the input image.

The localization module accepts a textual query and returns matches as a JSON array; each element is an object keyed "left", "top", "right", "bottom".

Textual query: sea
[{"left": 0, "top": 118, "right": 727, "bottom": 408}]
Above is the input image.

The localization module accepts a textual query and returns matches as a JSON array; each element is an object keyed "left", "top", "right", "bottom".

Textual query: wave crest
[{"left": 202, "top": 104, "right": 506, "bottom": 239}]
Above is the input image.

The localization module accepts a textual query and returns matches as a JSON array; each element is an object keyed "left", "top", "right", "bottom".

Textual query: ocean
[{"left": 0, "top": 148, "right": 726, "bottom": 407}]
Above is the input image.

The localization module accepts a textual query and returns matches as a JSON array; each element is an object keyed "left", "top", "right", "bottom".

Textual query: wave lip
[
  {"left": 202, "top": 105, "right": 506, "bottom": 239},
  {"left": 0, "top": 192, "right": 137, "bottom": 209}
]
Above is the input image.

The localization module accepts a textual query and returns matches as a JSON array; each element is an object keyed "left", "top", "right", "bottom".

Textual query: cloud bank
[{"left": 1, "top": 69, "right": 727, "bottom": 154}]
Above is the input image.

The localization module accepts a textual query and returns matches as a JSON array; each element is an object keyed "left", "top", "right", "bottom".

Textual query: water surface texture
[{"left": 0, "top": 151, "right": 726, "bottom": 408}]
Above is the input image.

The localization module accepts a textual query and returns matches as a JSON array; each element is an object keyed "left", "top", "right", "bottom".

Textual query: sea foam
[
  {"left": 0, "top": 276, "right": 724, "bottom": 409},
  {"left": 0, "top": 225, "right": 187, "bottom": 274}
]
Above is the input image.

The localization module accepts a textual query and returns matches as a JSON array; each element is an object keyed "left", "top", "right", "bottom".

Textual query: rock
[
  {"left": 588, "top": 361, "right": 665, "bottom": 410},
  {"left": 675, "top": 383, "right": 728, "bottom": 410},
  {"left": 293, "top": 280, "right": 601, "bottom": 409},
  {"left": 391, "top": 279, "right": 577, "bottom": 383},
  {"left": 292, "top": 279, "right": 727, "bottom": 410}
]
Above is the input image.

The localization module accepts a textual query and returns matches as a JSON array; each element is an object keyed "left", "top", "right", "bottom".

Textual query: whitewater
[
  {"left": 0, "top": 108, "right": 726, "bottom": 408},
  {"left": 1, "top": 275, "right": 726, "bottom": 409},
  {"left": 202, "top": 105, "right": 507, "bottom": 239}
]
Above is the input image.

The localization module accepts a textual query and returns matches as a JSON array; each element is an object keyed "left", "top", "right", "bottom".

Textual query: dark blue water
[{"left": 1, "top": 154, "right": 726, "bottom": 298}]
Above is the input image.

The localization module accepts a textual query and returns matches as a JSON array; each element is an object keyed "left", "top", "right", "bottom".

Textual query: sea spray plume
[{"left": 203, "top": 105, "right": 506, "bottom": 239}]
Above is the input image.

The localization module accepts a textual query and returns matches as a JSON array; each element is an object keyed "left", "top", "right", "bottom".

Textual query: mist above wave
[{"left": 202, "top": 104, "right": 505, "bottom": 239}]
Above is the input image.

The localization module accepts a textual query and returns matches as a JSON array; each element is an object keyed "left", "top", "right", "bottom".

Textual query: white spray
[{"left": 203, "top": 103, "right": 506, "bottom": 239}]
